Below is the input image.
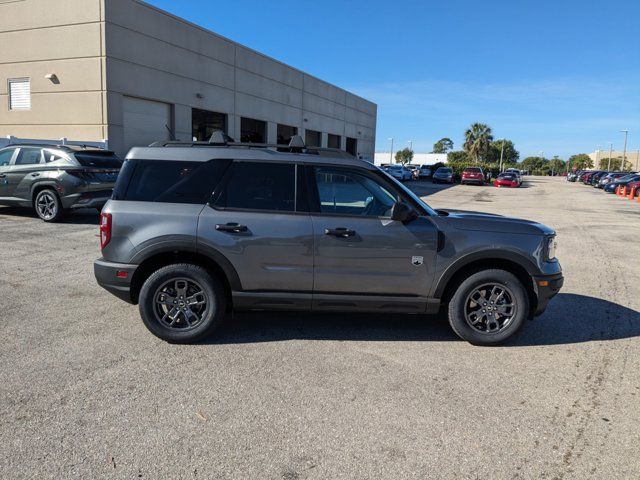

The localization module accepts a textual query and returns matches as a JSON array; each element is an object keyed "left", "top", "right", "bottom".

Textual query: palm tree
[{"left": 463, "top": 123, "right": 494, "bottom": 163}]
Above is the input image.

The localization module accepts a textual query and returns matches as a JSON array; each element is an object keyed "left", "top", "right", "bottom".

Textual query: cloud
[{"left": 346, "top": 76, "right": 640, "bottom": 157}]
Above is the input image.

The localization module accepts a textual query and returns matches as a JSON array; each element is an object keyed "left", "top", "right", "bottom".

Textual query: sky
[{"left": 147, "top": 0, "right": 639, "bottom": 159}]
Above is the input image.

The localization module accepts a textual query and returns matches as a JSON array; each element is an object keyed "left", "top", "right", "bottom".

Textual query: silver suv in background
[
  {"left": 94, "top": 134, "right": 563, "bottom": 346},
  {"left": 0, "top": 144, "right": 121, "bottom": 221}
]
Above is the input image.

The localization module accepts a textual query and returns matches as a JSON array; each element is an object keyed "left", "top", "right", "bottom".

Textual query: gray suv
[
  {"left": 0, "top": 144, "right": 121, "bottom": 221},
  {"left": 94, "top": 135, "right": 563, "bottom": 345}
]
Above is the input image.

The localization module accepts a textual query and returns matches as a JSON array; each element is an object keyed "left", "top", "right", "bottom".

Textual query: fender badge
[{"left": 411, "top": 256, "right": 423, "bottom": 266}]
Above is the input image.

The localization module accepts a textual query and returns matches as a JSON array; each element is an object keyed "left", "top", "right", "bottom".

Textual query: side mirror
[{"left": 391, "top": 201, "right": 418, "bottom": 223}]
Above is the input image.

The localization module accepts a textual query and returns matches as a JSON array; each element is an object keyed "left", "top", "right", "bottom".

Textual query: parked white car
[
  {"left": 386, "top": 165, "right": 413, "bottom": 181},
  {"left": 418, "top": 165, "right": 432, "bottom": 178}
]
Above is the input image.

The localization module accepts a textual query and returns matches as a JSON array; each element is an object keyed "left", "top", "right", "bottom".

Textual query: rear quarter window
[{"left": 112, "top": 159, "right": 231, "bottom": 204}]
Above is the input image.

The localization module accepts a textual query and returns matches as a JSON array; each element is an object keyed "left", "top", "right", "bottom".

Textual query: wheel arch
[
  {"left": 31, "top": 182, "right": 60, "bottom": 203},
  {"left": 435, "top": 252, "right": 539, "bottom": 317},
  {"left": 129, "top": 249, "right": 240, "bottom": 311}
]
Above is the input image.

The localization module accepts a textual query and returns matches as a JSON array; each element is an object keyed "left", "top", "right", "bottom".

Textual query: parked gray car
[
  {"left": 0, "top": 144, "right": 121, "bottom": 221},
  {"left": 94, "top": 135, "right": 563, "bottom": 346}
]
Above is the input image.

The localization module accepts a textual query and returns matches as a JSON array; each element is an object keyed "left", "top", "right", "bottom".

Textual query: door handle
[
  {"left": 324, "top": 227, "right": 356, "bottom": 238},
  {"left": 31, "top": 173, "right": 40, "bottom": 177},
  {"left": 215, "top": 222, "right": 248, "bottom": 233}
]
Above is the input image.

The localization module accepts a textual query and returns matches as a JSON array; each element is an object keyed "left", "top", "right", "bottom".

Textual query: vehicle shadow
[
  {"left": 206, "top": 294, "right": 639, "bottom": 346},
  {"left": 0, "top": 206, "right": 99, "bottom": 225},
  {"left": 510, "top": 293, "right": 640, "bottom": 347}
]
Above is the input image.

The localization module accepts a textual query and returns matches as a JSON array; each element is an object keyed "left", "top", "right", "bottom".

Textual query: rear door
[
  {"left": 197, "top": 160, "right": 313, "bottom": 307},
  {"left": 6, "top": 147, "right": 44, "bottom": 199},
  {"left": 307, "top": 165, "right": 438, "bottom": 312}
]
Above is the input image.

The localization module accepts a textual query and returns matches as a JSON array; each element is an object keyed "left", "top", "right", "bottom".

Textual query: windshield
[
  {"left": 617, "top": 173, "right": 639, "bottom": 182},
  {"left": 436, "top": 168, "right": 452, "bottom": 174}
]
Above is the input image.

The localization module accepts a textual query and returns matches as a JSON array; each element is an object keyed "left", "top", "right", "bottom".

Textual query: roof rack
[{"left": 148, "top": 130, "right": 354, "bottom": 158}]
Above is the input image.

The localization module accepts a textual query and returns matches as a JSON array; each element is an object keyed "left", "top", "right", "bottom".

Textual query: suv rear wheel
[
  {"left": 139, "top": 263, "right": 226, "bottom": 343},
  {"left": 448, "top": 269, "right": 529, "bottom": 346},
  {"left": 34, "top": 188, "right": 64, "bottom": 222}
]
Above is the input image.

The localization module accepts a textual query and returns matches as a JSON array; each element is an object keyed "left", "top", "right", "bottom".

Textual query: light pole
[
  {"left": 636, "top": 148, "right": 640, "bottom": 171},
  {"left": 608, "top": 142, "right": 613, "bottom": 171},
  {"left": 388, "top": 137, "right": 394, "bottom": 164},
  {"left": 498, "top": 139, "right": 505, "bottom": 173},
  {"left": 621, "top": 130, "right": 628, "bottom": 169},
  {"left": 595, "top": 145, "right": 601, "bottom": 168},
  {"left": 408, "top": 140, "right": 413, "bottom": 152}
]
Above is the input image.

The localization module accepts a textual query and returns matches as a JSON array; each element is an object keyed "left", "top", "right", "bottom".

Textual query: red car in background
[
  {"left": 495, "top": 172, "right": 520, "bottom": 188},
  {"left": 461, "top": 167, "right": 485, "bottom": 185},
  {"left": 627, "top": 180, "right": 640, "bottom": 198}
]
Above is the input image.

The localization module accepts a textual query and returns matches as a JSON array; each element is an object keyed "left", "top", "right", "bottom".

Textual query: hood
[{"left": 436, "top": 209, "right": 555, "bottom": 235}]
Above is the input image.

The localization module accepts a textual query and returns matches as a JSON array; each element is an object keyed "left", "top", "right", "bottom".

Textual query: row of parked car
[
  {"left": 567, "top": 169, "right": 640, "bottom": 197},
  {"left": 380, "top": 164, "right": 524, "bottom": 188}
]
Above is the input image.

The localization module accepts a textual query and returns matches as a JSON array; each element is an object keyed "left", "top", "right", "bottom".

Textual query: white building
[{"left": 373, "top": 152, "right": 448, "bottom": 166}]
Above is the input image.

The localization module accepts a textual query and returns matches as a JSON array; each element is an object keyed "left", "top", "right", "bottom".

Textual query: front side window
[
  {"left": 313, "top": 167, "right": 397, "bottom": 217},
  {"left": 15, "top": 148, "right": 42, "bottom": 165},
  {"left": 216, "top": 162, "right": 296, "bottom": 212}
]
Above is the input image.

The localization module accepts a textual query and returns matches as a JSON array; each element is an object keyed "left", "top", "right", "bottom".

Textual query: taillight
[{"left": 100, "top": 213, "right": 112, "bottom": 249}]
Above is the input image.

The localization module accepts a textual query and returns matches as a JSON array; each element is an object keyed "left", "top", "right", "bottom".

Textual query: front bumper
[
  {"left": 94, "top": 258, "right": 138, "bottom": 304},
  {"left": 532, "top": 272, "right": 564, "bottom": 317}
]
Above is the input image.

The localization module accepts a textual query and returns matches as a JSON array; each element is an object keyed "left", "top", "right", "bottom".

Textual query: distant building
[
  {"left": 0, "top": 0, "right": 377, "bottom": 158},
  {"left": 374, "top": 152, "right": 448, "bottom": 166},
  {"left": 589, "top": 150, "right": 640, "bottom": 169}
]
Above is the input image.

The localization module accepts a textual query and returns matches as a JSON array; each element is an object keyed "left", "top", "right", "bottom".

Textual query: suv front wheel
[
  {"left": 448, "top": 269, "right": 529, "bottom": 346},
  {"left": 139, "top": 264, "right": 226, "bottom": 343}
]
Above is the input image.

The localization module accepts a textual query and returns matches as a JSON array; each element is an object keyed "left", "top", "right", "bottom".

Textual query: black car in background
[{"left": 603, "top": 173, "right": 640, "bottom": 193}]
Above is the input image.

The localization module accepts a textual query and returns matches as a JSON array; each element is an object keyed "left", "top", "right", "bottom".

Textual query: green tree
[
  {"left": 463, "top": 123, "right": 494, "bottom": 163},
  {"left": 395, "top": 148, "right": 414, "bottom": 165},
  {"left": 598, "top": 156, "right": 632, "bottom": 171},
  {"left": 487, "top": 139, "right": 519, "bottom": 164},
  {"left": 447, "top": 150, "right": 471, "bottom": 163},
  {"left": 521, "top": 156, "right": 547, "bottom": 174},
  {"left": 432, "top": 137, "right": 454, "bottom": 153},
  {"left": 567, "top": 153, "right": 593, "bottom": 171},
  {"left": 548, "top": 156, "right": 566, "bottom": 175}
]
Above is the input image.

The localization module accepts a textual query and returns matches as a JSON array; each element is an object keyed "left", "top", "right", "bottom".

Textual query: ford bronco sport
[{"left": 94, "top": 134, "right": 563, "bottom": 346}]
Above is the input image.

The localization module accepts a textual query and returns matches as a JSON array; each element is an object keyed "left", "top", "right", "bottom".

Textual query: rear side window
[
  {"left": 215, "top": 162, "right": 295, "bottom": 212},
  {"left": 74, "top": 152, "right": 122, "bottom": 168},
  {"left": 15, "top": 147, "right": 42, "bottom": 165},
  {"left": 113, "top": 159, "right": 230, "bottom": 204}
]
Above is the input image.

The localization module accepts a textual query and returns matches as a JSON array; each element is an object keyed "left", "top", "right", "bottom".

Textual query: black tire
[
  {"left": 447, "top": 269, "right": 529, "bottom": 346},
  {"left": 139, "top": 263, "right": 226, "bottom": 343},
  {"left": 34, "top": 188, "right": 64, "bottom": 222}
]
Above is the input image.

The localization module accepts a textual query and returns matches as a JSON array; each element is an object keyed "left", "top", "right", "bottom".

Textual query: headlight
[{"left": 546, "top": 236, "right": 557, "bottom": 260}]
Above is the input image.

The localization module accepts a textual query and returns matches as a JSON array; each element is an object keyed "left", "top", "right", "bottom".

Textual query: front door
[
  {"left": 197, "top": 160, "right": 313, "bottom": 309},
  {"left": 308, "top": 165, "right": 438, "bottom": 311},
  {"left": 6, "top": 147, "right": 43, "bottom": 200}
]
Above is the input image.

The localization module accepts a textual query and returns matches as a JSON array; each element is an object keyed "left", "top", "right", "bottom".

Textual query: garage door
[{"left": 122, "top": 96, "right": 171, "bottom": 152}]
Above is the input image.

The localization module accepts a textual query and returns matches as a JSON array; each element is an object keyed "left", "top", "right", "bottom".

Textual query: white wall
[{"left": 374, "top": 152, "right": 448, "bottom": 166}]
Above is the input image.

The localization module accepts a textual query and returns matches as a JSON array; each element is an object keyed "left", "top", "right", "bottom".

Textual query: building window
[
  {"left": 305, "top": 129, "right": 321, "bottom": 148},
  {"left": 346, "top": 137, "right": 358, "bottom": 156},
  {"left": 9, "top": 78, "right": 31, "bottom": 110},
  {"left": 277, "top": 124, "right": 298, "bottom": 145},
  {"left": 240, "top": 117, "right": 267, "bottom": 143},
  {"left": 192, "top": 108, "right": 226, "bottom": 141},
  {"left": 328, "top": 134, "right": 341, "bottom": 149}
]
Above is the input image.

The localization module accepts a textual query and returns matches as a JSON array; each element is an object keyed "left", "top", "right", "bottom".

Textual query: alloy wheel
[
  {"left": 464, "top": 283, "right": 517, "bottom": 334},
  {"left": 152, "top": 277, "right": 208, "bottom": 330},
  {"left": 36, "top": 192, "right": 58, "bottom": 220}
]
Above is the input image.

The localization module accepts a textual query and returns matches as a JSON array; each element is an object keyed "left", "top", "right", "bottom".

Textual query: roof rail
[{"left": 148, "top": 130, "right": 354, "bottom": 158}]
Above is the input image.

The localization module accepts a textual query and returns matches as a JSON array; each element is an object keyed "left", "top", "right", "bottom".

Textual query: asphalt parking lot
[{"left": 1, "top": 177, "right": 639, "bottom": 479}]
